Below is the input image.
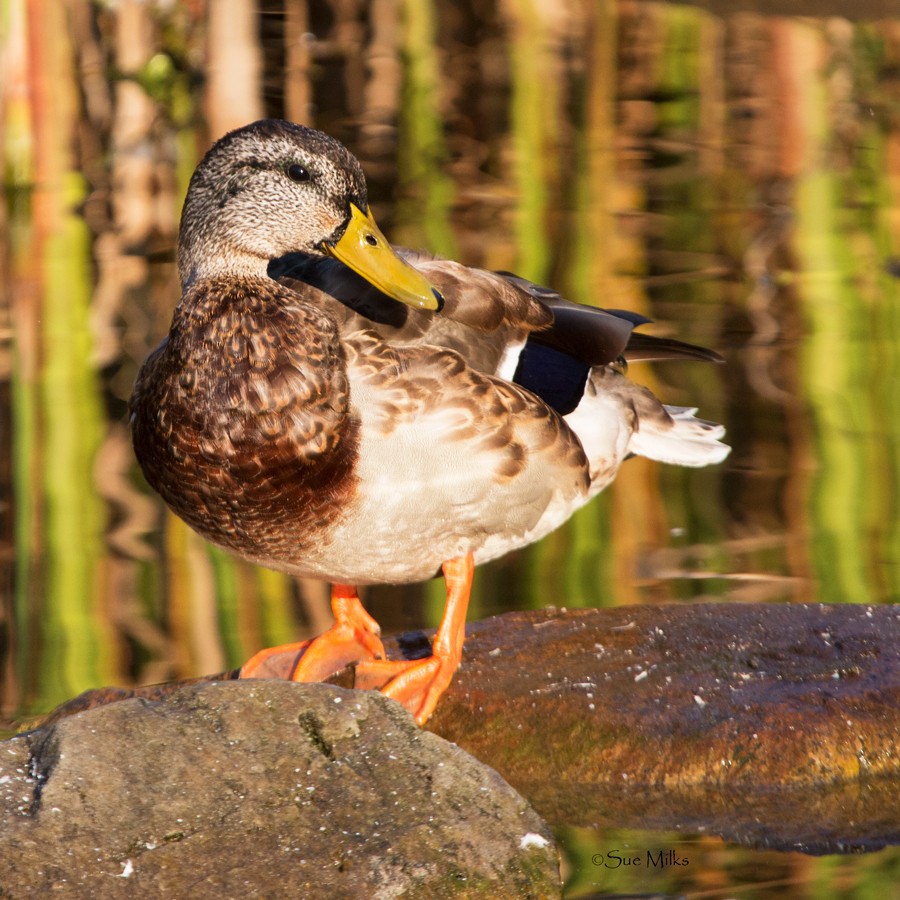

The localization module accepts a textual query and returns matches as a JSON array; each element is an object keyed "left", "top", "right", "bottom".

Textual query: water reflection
[{"left": 2, "top": 0, "right": 900, "bottom": 893}]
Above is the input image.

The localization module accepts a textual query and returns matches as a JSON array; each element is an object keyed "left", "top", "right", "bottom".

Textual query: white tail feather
[{"left": 628, "top": 405, "right": 730, "bottom": 467}]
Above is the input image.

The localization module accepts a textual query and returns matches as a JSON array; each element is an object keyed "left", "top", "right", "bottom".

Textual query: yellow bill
[{"left": 322, "top": 203, "right": 443, "bottom": 311}]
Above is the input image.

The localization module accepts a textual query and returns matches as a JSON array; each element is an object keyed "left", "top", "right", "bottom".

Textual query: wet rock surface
[
  {"left": 0, "top": 681, "right": 559, "bottom": 898},
  {"left": 421, "top": 603, "right": 900, "bottom": 853},
  {"left": 19, "top": 602, "right": 900, "bottom": 859}
]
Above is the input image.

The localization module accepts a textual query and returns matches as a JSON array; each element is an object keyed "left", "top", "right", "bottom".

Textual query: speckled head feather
[{"left": 178, "top": 120, "right": 369, "bottom": 289}]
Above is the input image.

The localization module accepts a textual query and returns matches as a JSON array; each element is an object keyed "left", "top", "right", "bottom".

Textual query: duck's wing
[
  {"left": 269, "top": 250, "right": 722, "bottom": 416},
  {"left": 494, "top": 271, "right": 723, "bottom": 366},
  {"left": 481, "top": 272, "right": 724, "bottom": 417}
]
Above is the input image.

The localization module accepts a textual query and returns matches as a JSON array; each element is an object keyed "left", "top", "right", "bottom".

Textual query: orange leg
[
  {"left": 355, "top": 553, "right": 474, "bottom": 725},
  {"left": 240, "top": 584, "right": 386, "bottom": 682},
  {"left": 240, "top": 555, "right": 473, "bottom": 726}
]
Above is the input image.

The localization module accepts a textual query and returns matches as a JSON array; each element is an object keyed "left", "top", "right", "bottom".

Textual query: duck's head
[{"left": 177, "top": 119, "right": 443, "bottom": 311}]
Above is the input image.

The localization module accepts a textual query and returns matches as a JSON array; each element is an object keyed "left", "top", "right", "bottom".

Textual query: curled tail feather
[{"left": 628, "top": 405, "right": 730, "bottom": 467}]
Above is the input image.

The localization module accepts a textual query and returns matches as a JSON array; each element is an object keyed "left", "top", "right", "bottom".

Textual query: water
[{"left": 2, "top": 1, "right": 900, "bottom": 895}]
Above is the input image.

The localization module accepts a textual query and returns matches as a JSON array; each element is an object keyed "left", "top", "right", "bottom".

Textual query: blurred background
[{"left": 2, "top": 0, "right": 899, "bottom": 895}]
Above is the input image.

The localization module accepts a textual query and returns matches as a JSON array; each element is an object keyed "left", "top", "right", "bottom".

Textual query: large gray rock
[{"left": 0, "top": 681, "right": 559, "bottom": 898}]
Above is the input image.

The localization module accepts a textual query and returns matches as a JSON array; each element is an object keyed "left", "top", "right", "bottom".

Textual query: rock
[
  {"left": 26, "top": 602, "right": 900, "bottom": 853},
  {"left": 420, "top": 603, "right": 900, "bottom": 852},
  {"left": 424, "top": 603, "right": 900, "bottom": 784},
  {"left": 0, "top": 681, "right": 559, "bottom": 898}
]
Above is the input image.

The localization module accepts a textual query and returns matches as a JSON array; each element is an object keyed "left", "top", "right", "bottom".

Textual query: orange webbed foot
[{"left": 240, "top": 584, "right": 386, "bottom": 682}]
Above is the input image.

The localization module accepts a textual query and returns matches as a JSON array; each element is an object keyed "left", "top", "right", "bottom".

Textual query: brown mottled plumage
[
  {"left": 130, "top": 120, "right": 729, "bottom": 723},
  {"left": 132, "top": 276, "right": 358, "bottom": 565}
]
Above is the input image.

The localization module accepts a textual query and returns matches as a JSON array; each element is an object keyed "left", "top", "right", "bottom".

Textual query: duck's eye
[{"left": 286, "top": 164, "right": 311, "bottom": 183}]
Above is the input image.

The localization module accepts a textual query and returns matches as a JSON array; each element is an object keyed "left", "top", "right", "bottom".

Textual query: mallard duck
[{"left": 130, "top": 119, "right": 729, "bottom": 724}]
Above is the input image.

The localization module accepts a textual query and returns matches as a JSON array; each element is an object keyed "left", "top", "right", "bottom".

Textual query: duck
[{"left": 130, "top": 119, "right": 729, "bottom": 724}]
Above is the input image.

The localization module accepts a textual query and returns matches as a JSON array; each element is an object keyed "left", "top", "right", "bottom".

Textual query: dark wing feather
[
  {"left": 495, "top": 273, "right": 723, "bottom": 367},
  {"left": 622, "top": 332, "right": 724, "bottom": 364},
  {"left": 529, "top": 300, "right": 638, "bottom": 366},
  {"left": 513, "top": 342, "right": 589, "bottom": 416}
]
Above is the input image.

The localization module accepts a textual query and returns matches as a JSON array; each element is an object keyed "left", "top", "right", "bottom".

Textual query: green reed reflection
[
  {"left": 795, "top": 46, "right": 900, "bottom": 605},
  {"left": 507, "top": 0, "right": 555, "bottom": 284},
  {"left": 27, "top": 175, "right": 112, "bottom": 710},
  {"left": 395, "top": 0, "right": 458, "bottom": 259}
]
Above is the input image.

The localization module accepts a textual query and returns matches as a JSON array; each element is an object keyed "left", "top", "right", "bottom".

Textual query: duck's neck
[{"left": 178, "top": 239, "right": 272, "bottom": 291}]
